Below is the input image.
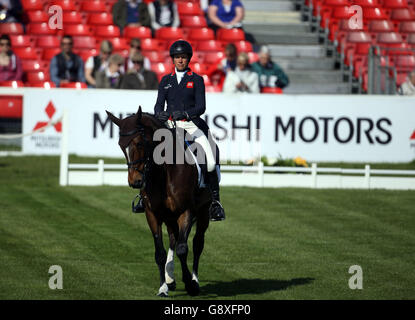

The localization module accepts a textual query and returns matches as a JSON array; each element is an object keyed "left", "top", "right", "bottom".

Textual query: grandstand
[{"left": 0, "top": 0, "right": 413, "bottom": 94}]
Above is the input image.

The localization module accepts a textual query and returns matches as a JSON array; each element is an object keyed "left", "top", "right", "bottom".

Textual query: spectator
[
  {"left": 398, "top": 71, "right": 415, "bottom": 96},
  {"left": 50, "top": 35, "right": 85, "bottom": 87},
  {"left": 222, "top": 52, "right": 259, "bottom": 93},
  {"left": 112, "top": 0, "right": 151, "bottom": 33},
  {"left": 95, "top": 54, "right": 124, "bottom": 89},
  {"left": 124, "top": 38, "right": 151, "bottom": 72},
  {"left": 85, "top": 40, "right": 113, "bottom": 88},
  {"left": 0, "top": 0, "right": 23, "bottom": 23},
  {"left": 251, "top": 45, "right": 289, "bottom": 90},
  {"left": 208, "top": 0, "right": 244, "bottom": 32},
  {"left": 0, "top": 34, "right": 22, "bottom": 81},
  {"left": 147, "top": 0, "right": 180, "bottom": 31},
  {"left": 206, "top": 43, "right": 237, "bottom": 89},
  {"left": 121, "top": 52, "right": 158, "bottom": 90}
]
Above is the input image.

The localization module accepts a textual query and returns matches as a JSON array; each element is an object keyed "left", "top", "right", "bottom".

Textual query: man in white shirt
[{"left": 398, "top": 71, "right": 415, "bottom": 96}]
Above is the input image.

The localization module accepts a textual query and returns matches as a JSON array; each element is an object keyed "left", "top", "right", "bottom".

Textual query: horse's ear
[
  {"left": 136, "top": 106, "right": 142, "bottom": 123},
  {"left": 106, "top": 110, "right": 121, "bottom": 127}
]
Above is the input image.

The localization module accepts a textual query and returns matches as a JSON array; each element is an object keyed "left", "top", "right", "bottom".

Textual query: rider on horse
[{"left": 133, "top": 40, "right": 225, "bottom": 222}]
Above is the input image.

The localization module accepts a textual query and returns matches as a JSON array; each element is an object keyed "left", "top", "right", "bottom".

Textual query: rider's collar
[{"left": 171, "top": 67, "right": 192, "bottom": 76}]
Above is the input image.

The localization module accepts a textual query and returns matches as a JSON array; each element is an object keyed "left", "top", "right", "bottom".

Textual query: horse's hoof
[
  {"left": 157, "top": 292, "right": 169, "bottom": 298},
  {"left": 157, "top": 282, "right": 169, "bottom": 297},
  {"left": 185, "top": 280, "right": 200, "bottom": 296},
  {"left": 167, "top": 281, "right": 176, "bottom": 291}
]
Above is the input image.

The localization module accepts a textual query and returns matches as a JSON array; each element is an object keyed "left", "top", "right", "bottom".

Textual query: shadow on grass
[{"left": 174, "top": 277, "right": 315, "bottom": 298}]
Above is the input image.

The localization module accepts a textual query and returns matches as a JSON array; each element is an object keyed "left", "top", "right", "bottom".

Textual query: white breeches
[{"left": 167, "top": 120, "right": 216, "bottom": 172}]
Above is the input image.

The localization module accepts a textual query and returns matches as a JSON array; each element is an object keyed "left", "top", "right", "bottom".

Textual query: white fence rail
[{"left": 60, "top": 159, "right": 415, "bottom": 190}]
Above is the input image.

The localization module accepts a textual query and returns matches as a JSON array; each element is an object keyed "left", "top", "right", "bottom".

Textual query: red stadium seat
[
  {"left": 26, "top": 71, "right": 50, "bottom": 84},
  {"left": 217, "top": 28, "right": 245, "bottom": 41},
  {"left": 27, "top": 10, "right": 49, "bottom": 23},
  {"left": 0, "top": 23, "right": 24, "bottom": 35},
  {"left": 64, "top": 24, "right": 94, "bottom": 36},
  {"left": 188, "top": 28, "right": 214, "bottom": 41},
  {"left": 140, "top": 38, "right": 167, "bottom": 51},
  {"left": 377, "top": 32, "right": 411, "bottom": 55},
  {"left": 143, "top": 51, "right": 168, "bottom": 63},
  {"left": 353, "top": 0, "right": 380, "bottom": 7},
  {"left": 362, "top": 7, "right": 389, "bottom": 20},
  {"left": 36, "top": 36, "right": 60, "bottom": 48},
  {"left": 203, "top": 51, "right": 225, "bottom": 64},
  {"left": 261, "top": 87, "right": 283, "bottom": 94},
  {"left": 42, "top": 47, "right": 61, "bottom": 60},
  {"left": 10, "top": 35, "right": 34, "bottom": 48},
  {"left": 197, "top": 40, "right": 224, "bottom": 52},
  {"left": 383, "top": 0, "right": 409, "bottom": 9},
  {"left": 151, "top": 62, "right": 173, "bottom": 80},
  {"left": 123, "top": 26, "right": 152, "bottom": 39},
  {"left": 60, "top": 82, "right": 88, "bottom": 89},
  {"left": 393, "top": 55, "right": 415, "bottom": 69},
  {"left": 377, "top": 32, "right": 404, "bottom": 44},
  {"left": 399, "top": 21, "right": 415, "bottom": 34},
  {"left": 0, "top": 95, "right": 22, "bottom": 118},
  {"left": 21, "top": 60, "right": 47, "bottom": 72},
  {"left": 28, "top": 22, "right": 58, "bottom": 35},
  {"left": 0, "top": 81, "right": 24, "bottom": 88},
  {"left": 21, "top": 0, "right": 45, "bottom": 11},
  {"left": 248, "top": 52, "right": 259, "bottom": 63},
  {"left": 87, "top": 12, "right": 113, "bottom": 25},
  {"left": 180, "top": 16, "right": 207, "bottom": 28},
  {"left": 368, "top": 20, "right": 396, "bottom": 34},
  {"left": 62, "top": 11, "right": 84, "bottom": 25},
  {"left": 189, "top": 62, "right": 209, "bottom": 74},
  {"left": 14, "top": 47, "right": 41, "bottom": 60},
  {"left": 108, "top": 38, "right": 128, "bottom": 51},
  {"left": 73, "top": 36, "right": 97, "bottom": 50},
  {"left": 177, "top": 2, "right": 203, "bottom": 16},
  {"left": 94, "top": 25, "right": 120, "bottom": 38},
  {"left": 81, "top": 0, "right": 109, "bottom": 13},
  {"left": 156, "top": 27, "right": 185, "bottom": 41},
  {"left": 49, "top": 0, "right": 79, "bottom": 11},
  {"left": 233, "top": 40, "right": 253, "bottom": 52},
  {"left": 390, "top": 8, "right": 415, "bottom": 22},
  {"left": 77, "top": 49, "right": 98, "bottom": 61},
  {"left": 30, "top": 81, "right": 57, "bottom": 88}
]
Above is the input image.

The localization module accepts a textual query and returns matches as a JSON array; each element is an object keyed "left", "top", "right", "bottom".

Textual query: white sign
[{"left": 19, "top": 88, "right": 415, "bottom": 162}]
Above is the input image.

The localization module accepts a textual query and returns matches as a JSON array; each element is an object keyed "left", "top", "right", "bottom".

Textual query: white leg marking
[
  {"left": 165, "top": 248, "right": 175, "bottom": 284},
  {"left": 192, "top": 272, "right": 199, "bottom": 284},
  {"left": 157, "top": 282, "right": 169, "bottom": 297}
]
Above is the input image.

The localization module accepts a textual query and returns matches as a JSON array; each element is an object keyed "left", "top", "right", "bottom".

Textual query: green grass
[{"left": 0, "top": 156, "right": 414, "bottom": 300}]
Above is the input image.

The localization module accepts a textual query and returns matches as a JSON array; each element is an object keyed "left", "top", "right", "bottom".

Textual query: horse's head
[{"left": 106, "top": 106, "right": 154, "bottom": 189}]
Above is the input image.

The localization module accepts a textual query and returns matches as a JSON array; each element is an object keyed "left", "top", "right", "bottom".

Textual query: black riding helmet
[{"left": 169, "top": 40, "right": 193, "bottom": 60}]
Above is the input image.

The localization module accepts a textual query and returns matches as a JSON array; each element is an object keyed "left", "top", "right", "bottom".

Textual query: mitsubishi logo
[{"left": 33, "top": 101, "right": 62, "bottom": 132}]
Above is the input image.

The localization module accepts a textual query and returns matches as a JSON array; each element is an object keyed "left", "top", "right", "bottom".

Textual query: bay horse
[{"left": 106, "top": 106, "right": 211, "bottom": 297}]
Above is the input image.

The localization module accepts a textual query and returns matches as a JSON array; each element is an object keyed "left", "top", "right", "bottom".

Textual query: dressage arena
[{"left": 1, "top": 88, "right": 415, "bottom": 300}]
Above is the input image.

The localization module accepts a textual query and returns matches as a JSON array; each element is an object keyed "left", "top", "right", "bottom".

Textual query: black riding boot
[
  {"left": 132, "top": 193, "right": 145, "bottom": 213},
  {"left": 207, "top": 170, "right": 225, "bottom": 221}
]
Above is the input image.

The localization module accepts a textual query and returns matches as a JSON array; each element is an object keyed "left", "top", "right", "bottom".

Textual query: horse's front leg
[
  {"left": 192, "top": 203, "right": 210, "bottom": 286},
  {"left": 145, "top": 210, "right": 168, "bottom": 297},
  {"left": 176, "top": 209, "right": 200, "bottom": 296},
  {"left": 165, "top": 224, "right": 177, "bottom": 291}
]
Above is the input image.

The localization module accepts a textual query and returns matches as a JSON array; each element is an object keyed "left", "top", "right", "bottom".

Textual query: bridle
[{"left": 120, "top": 125, "right": 152, "bottom": 189}]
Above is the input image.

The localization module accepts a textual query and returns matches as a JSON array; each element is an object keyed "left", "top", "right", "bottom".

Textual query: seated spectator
[
  {"left": 124, "top": 38, "right": 151, "bottom": 72},
  {"left": 85, "top": 40, "right": 113, "bottom": 88},
  {"left": 112, "top": 0, "right": 151, "bottom": 33},
  {"left": 95, "top": 54, "right": 124, "bottom": 89},
  {"left": 208, "top": 0, "right": 244, "bottom": 32},
  {"left": 50, "top": 35, "right": 85, "bottom": 87},
  {"left": 148, "top": 0, "right": 180, "bottom": 31},
  {"left": 398, "top": 71, "right": 415, "bottom": 96},
  {"left": 121, "top": 52, "right": 158, "bottom": 90},
  {"left": 0, "top": 0, "right": 23, "bottom": 23},
  {"left": 222, "top": 52, "right": 259, "bottom": 93},
  {"left": 251, "top": 45, "right": 289, "bottom": 90},
  {"left": 0, "top": 34, "right": 22, "bottom": 81},
  {"left": 206, "top": 43, "right": 237, "bottom": 89}
]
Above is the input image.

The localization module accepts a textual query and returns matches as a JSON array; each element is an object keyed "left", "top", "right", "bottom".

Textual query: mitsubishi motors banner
[{"left": 20, "top": 88, "right": 415, "bottom": 162}]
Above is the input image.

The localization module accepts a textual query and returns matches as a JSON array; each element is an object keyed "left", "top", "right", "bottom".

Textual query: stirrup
[
  {"left": 209, "top": 200, "right": 225, "bottom": 221},
  {"left": 132, "top": 194, "right": 145, "bottom": 214}
]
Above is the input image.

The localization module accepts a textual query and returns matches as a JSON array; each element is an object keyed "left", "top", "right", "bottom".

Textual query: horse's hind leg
[
  {"left": 192, "top": 205, "right": 209, "bottom": 286},
  {"left": 176, "top": 210, "right": 200, "bottom": 296}
]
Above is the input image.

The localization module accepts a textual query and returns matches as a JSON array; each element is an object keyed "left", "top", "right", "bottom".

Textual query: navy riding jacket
[{"left": 154, "top": 68, "right": 207, "bottom": 130}]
